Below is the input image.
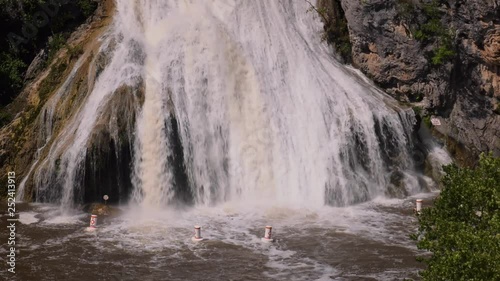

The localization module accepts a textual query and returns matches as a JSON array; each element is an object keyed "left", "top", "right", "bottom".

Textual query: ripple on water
[{"left": 3, "top": 199, "right": 431, "bottom": 281}]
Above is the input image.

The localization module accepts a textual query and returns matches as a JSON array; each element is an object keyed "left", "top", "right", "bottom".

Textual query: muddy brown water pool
[{"left": 1, "top": 194, "right": 436, "bottom": 281}]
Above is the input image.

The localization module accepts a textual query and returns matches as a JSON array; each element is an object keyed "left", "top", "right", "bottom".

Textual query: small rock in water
[{"left": 386, "top": 170, "right": 410, "bottom": 199}]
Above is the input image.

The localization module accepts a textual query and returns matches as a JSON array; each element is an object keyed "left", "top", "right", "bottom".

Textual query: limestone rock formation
[
  {"left": 0, "top": 0, "right": 115, "bottom": 199},
  {"left": 323, "top": 0, "right": 500, "bottom": 163}
]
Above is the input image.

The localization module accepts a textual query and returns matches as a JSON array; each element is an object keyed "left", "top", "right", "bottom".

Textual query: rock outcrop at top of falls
[{"left": 321, "top": 0, "right": 500, "bottom": 165}]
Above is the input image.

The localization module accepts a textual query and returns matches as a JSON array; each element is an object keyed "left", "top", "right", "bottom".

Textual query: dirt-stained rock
[{"left": 85, "top": 203, "right": 122, "bottom": 217}]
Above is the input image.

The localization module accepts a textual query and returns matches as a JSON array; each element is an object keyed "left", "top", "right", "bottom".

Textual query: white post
[
  {"left": 90, "top": 215, "right": 97, "bottom": 228},
  {"left": 192, "top": 225, "right": 204, "bottom": 242},
  {"left": 261, "top": 225, "right": 274, "bottom": 242},
  {"left": 194, "top": 226, "right": 201, "bottom": 239},
  {"left": 85, "top": 214, "right": 97, "bottom": 232},
  {"left": 416, "top": 199, "right": 423, "bottom": 214}
]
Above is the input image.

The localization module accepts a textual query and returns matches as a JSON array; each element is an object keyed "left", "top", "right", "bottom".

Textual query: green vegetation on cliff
[
  {"left": 0, "top": 0, "right": 97, "bottom": 108},
  {"left": 306, "top": 0, "right": 352, "bottom": 63},
  {"left": 413, "top": 154, "right": 500, "bottom": 280},
  {"left": 397, "top": 0, "right": 456, "bottom": 66}
]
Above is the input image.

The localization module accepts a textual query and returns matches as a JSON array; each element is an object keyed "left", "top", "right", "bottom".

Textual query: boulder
[{"left": 85, "top": 203, "right": 122, "bottom": 217}]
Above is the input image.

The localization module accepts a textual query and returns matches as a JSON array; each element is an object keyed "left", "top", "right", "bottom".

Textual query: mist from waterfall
[{"left": 18, "top": 0, "right": 424, "bottom": 210}]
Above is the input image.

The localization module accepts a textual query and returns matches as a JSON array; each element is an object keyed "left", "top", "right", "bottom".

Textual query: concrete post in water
[
  {"left": 85, "top": 214, "right": 97, "bottom": 232},
  {"left": 191, "top": 225, "right": 205, "bottom": 242},
  {"left": 261, "top": 226, "right": 274, "bottom": 242},
  {"left": 416, "top": 199, "right": 423, "bottom": 214}
]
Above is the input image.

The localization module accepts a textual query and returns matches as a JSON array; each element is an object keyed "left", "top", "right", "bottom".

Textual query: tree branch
[{"left": 304, "top": 0, "right": 330, "bottom": 24}]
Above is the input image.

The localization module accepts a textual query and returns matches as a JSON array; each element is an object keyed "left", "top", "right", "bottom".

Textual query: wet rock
[
  {"left": 0, "top": 0, "right": 116, "bottom": 201},
  {"left": 425, "top": 153, "right": 446, "bottom": 184},
  {"left": 340, "top": 0, "right": 429, "bottom": 95},
  {"left": 386, "top": 170, "right": 410, "bottom": 198},
  {"left": 417, "top": 175, "right": 431, "bottom": 192},
  {"left": 328, "top": 0, "right": 500, "bottom": 162},
  {"left": 85, "top": 203, "right": 121, "bottom": 217},
  {"left": 81, "top": 84, "right": 143, "bottom": 204}
]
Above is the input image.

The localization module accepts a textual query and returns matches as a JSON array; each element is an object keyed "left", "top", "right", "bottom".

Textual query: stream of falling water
[
  {"left": 16, "top": 0, "right": 425, "bottom": 209},
  {"left": 123, "top": 0, "right": 419, "bottom": 208}
]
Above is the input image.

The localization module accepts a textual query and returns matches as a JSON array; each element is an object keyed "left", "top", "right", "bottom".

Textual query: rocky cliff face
[
  {"left": 324, "top": 0, "right": 500, "bottom": 164},
  {"left": 0, "top": 0, "right": 115, "bottom": 199}
]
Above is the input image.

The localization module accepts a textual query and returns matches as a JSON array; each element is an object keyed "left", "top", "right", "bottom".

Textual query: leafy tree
[
  {"left": 78, "top": 0, "right": 97, "bottom": 18},
  {"left": 0, "top": 52, "right": 26, "bottom": 99},
  {"left": 413, "top": 153, "right": 500, "bottom": 280},
  {"left": 46, "top": 33, "right": 68, "bottom": 63},
  {"left": 0, "top": 0, "right": 97, "bottom": 108}
]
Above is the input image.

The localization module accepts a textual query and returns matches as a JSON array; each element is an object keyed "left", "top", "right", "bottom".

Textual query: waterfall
[{"left": 18, "top": 0, "right": 424, "bottom": 209}]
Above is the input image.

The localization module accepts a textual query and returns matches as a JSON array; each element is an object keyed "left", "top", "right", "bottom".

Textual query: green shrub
[
  {"left": 67, "top": 44, "right": 84, "bottom": 60},
  {"left": 414, "top": 19, "right": 442, "bottom": 41},
  {"left": 78, "top": 0, "right": 99, "bottom": 18},
  {"left": 0, "top": 0, "right": 98, "bottom": 107},
  {"left": 0, "top": 108, "right": 13, "bottom": 127},
  {"left": 412, "top": 106, "right": 423, "bottom": 116},
  {"left": 305, "top": 0, "right": 352, "bottom": 62},
  {"left": 396, "top": 0, "right": 416, "bottom": 20},
  {"left": 400, "top": 0, "right": 456, "bottom": 66},
  {"left": 46, "top": 33, "right": 68, "bottom": 64},
  {"left": 431, "top": 43, "right": 455, "bottom": 65},
  {"left": 422, "top": 115, "right": 432, "bottom": 128},
  {"left": 0, "top": 52, "right": 26, "bottom": 98},
  {"left": 39, "top": 59, "right": 68, "bottom": 101},
  {"left": 421, "top": 0, "right": 441, "bottom": 19},
  {"left": 412, "top": 153, "right": 500, "bottom": 280}
]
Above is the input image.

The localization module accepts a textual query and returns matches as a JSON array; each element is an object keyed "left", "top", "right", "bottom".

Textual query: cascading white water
[
  {"left": 19, "top": 0, "right": 423, "bottom": 209},
  {"left": 16, "top": 57, "right": 86, "bottom": 201}
]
